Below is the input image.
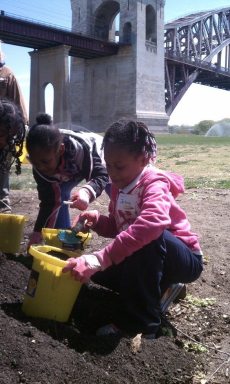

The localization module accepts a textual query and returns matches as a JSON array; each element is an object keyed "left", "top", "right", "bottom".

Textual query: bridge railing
[
  {"left": 0, "top": 10, "right": 118, "bottom": 43},
  {"left": 0, "top": 10, "right": 72, "bottom": 33}
]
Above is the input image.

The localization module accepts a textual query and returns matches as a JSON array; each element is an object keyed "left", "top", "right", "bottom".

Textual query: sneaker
[
  {"left": 142, "top": 332, "right": 156, "bottom": 340},
  {"left": 160, "top": 283, "right": 186, "bottom": 314},
  {"left": 96, "top": 323, "right": 121, "bottom": 336},
  {"left": 0, "top": 201, "right": 11, "bottom": 214},
  {"left": 0, "top": 206, "right": 12, "bottom": 214}
]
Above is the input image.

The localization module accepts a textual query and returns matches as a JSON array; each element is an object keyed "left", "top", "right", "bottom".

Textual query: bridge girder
[
  {"left": 1, "top": 8, "right": 230, "bottom": 118},
  {"left": 165, "top": 7, "right": 230, "bottom": 115},
  {"left": 0, "top": 12, "right": 119, "bottom": 59}
]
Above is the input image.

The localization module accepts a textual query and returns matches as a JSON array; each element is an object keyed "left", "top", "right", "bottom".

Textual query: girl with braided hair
[
  {"left": 26, "top": 113, "right": 108, "bottom": 247},
  {"left": 63, "top": 119, "right": 203, "bottom": 339},
  {"left": 0, "top": 98, "right": 26, "bottom": 212}
]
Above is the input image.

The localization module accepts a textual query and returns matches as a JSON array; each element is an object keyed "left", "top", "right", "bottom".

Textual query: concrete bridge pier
[
  {"left": 29, "top": 45, "right": 71, "bottom": 125},
  {"left": 70, "top": 0, "right": 169, "bottom": 133}
]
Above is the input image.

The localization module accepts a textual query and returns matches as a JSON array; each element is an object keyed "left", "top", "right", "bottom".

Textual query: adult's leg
[{"left": 0, "top": 171, "right": 11, "bottom": 212}]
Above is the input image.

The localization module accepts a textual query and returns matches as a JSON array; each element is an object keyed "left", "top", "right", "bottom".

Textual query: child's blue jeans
[
  {"left": 54, "top": 180, "right": 77, "bottom": 229},
  {"left": 54, "top": 180, "right": 111, "bottom": 229}
]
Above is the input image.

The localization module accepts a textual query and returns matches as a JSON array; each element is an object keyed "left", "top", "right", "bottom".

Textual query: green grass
[
  {"left": 9, "top": 134, "right": 230, "bottom": 191},
  {"left": 155, "top": 134, "right": 230, "bottom": 189},
  {"left": 155, "top": 134, "right": 230, "bottom": 146},
  {"left": 10, "top": 164, "right": 36, "bottom": 190}
]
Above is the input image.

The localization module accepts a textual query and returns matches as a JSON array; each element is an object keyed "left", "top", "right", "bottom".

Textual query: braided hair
[
  {"left": 102, "top": 119, "right": 157, "bottom": 163},
  {"left": 0, "top": 98, "right": 26, "bottom": 174},
  {"left": 26, "top": 113, "right": 63, "bottom": 153}
]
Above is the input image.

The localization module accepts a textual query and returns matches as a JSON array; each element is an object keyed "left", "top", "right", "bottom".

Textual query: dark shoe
[
  {"left": 0, "top": 201, "right": 11, "bottom": 213},
  {"left": 160, "top": 283, "right": 186, "bottom": 314},
  {"left": 174, "top": 283, "right": 187, "bottom": 302},
  {"left": 96, "top": 323, "right": 157, "bottom": 340},
  {"left": 142, "top": 332, "right": 156, "bottom": 340},
  {"left": 0, "top": 206, "right": 12, "bottom": 214},
  {"left": 96, "top": 323, "right": 121, "bottom": 336}
]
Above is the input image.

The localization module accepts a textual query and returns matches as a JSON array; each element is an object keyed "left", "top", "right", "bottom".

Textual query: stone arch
[
  {"left": 44, "top": 82, "right": 54, "bottom": 117},
  {"left": 123, "top": 22, "right": 132, "bottom": 44},
  {"left": 94, "top": 1, "right": 120, "bottom": 41},
  {"left": 29, "top": 45, "right": 70, "bottom": 125},
  {"left": 146, "top": 4, "right": 157, "bottom": 43},
  {"left": 70, "top": 0, "right": 168, "bottom": 132}
]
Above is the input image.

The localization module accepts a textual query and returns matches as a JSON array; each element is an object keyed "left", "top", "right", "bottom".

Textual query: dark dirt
[{"left": 0, "top": 188, "right": 229, "bottom": 384}]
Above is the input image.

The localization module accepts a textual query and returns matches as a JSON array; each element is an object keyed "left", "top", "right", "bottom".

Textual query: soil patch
[{"left": 0, "top": 188, "right": 229, "bottom": 384}]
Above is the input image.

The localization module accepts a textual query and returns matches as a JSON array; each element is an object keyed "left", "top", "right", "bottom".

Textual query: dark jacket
[{"left": 33, "top": 130, "right": 108, "bottom": 231}]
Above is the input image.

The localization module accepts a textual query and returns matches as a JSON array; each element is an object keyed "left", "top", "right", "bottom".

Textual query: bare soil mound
[{"left": 0, "top": 188, "right": 229, "bottom": 384}]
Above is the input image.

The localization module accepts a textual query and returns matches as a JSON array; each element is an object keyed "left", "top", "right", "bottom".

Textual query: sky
[{"left": 1, "top": 0, "right": 230, "bottom": 126}]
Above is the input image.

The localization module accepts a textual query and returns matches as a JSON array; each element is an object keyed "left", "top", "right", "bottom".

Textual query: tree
[{"left": 192, "top": 120, "right": 215, "bottom": 135}]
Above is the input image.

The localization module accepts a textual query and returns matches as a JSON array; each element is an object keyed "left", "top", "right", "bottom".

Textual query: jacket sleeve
[
  {"left": 95, "top": 180, "right": 172, "bottom": 269},
  {"left": 7, "top": 72, "right": 29, "bottom": 124},
  {"left": 33, "top": 170, "right": 61, "bottom": 232},
  {"left": 93, "top": 213, "right": 118, "bottom": 238},
  {"left": 81, "top": 141, "right": 109, "bottom": 199}
]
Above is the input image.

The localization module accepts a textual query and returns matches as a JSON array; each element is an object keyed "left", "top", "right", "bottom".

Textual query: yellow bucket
[
  {"left": 42, "top": 228, "right": 91, "bottom": 251},
  {"left": 22, "top": 245, "right": 82, "bottom": 322},
  {"left": 0, "top": 213, "right": 26, "bottom": 253},
  {"left": 18, "top": 141, "right": 29, "bottom": 164}
]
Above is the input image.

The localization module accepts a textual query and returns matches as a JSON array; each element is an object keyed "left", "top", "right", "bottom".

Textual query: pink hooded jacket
[{"left": 94, "top": 167, "right": 202, "bottom": 269}]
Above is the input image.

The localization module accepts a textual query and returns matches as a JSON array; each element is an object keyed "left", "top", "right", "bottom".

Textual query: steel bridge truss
[{"left": 164, "top": 7, "right": 230, "bottom": 114}]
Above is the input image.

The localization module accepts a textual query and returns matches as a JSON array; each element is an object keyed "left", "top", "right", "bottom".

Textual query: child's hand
[
  {"left": 62, "top": 255, "right": 101, "bottom": 283},
  {"left": 72, "top": 210, "right": 99, "bottom": 231},
  {"left": 70, "top": 188, "right": 91, "bottom": 210}
]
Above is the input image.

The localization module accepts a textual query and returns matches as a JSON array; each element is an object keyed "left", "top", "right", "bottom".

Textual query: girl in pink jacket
[{"left": 63, "top": 119, "right": 203, "bottom": 338}]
